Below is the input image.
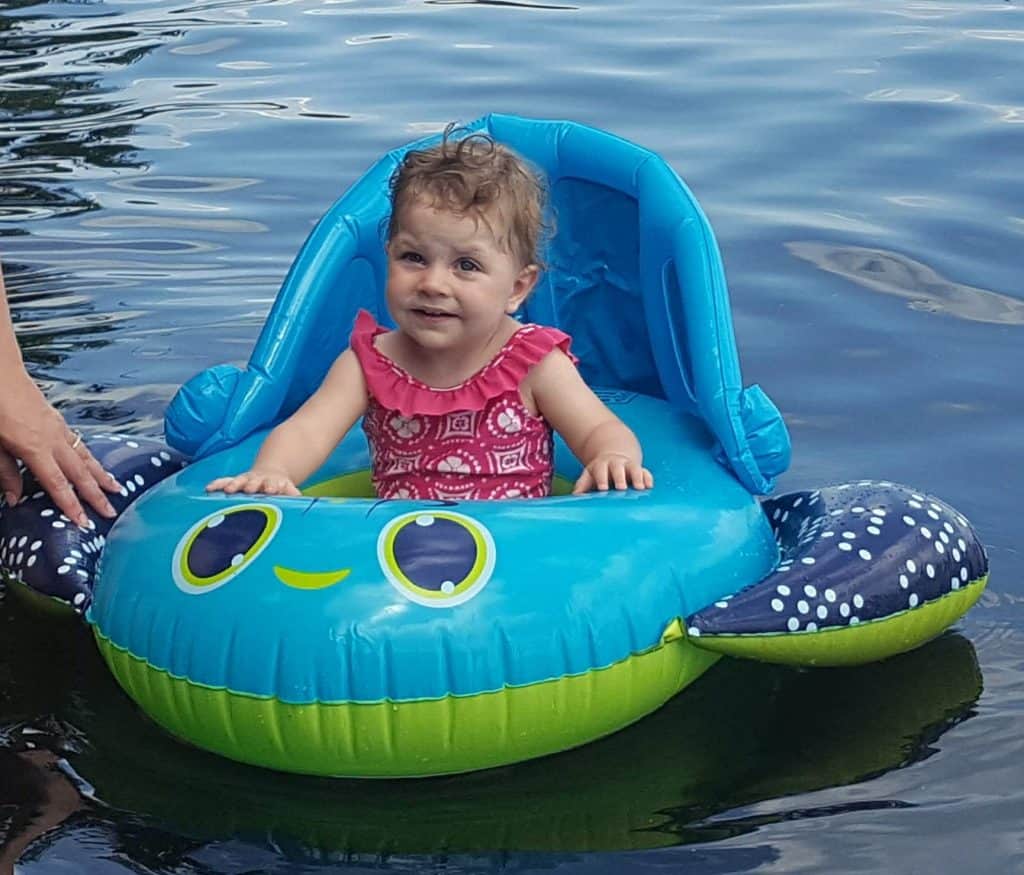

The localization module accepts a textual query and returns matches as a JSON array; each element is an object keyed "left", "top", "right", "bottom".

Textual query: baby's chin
[{"left": 400, "top": 318, "right": 462, "bottom": 342}]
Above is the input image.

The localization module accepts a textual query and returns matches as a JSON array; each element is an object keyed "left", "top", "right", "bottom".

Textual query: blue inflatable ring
[{"left": 88, "top": 389, "right": 776, "bottom": 777}]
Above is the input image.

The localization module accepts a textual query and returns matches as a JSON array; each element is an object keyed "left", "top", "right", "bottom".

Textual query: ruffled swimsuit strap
[{"left": 348, "top": 309, "right": 577, "bottom": 417}]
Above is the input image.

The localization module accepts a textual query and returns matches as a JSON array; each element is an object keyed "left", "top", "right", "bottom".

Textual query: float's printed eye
[
  {"left": 377, "top": 511, "right": 496, "bottom": 607},
  {"left": 172, "top": 504, "right": 281, "bottom": 594}
]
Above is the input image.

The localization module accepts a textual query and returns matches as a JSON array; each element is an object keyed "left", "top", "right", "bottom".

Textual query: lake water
[{"left": 1, "top": 0, "right": 1022, "bottom": 871}]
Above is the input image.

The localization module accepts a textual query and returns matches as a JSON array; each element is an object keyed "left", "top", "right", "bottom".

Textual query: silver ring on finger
[{"left": 70, "top": 429, "right": 83, "bottom": 450}]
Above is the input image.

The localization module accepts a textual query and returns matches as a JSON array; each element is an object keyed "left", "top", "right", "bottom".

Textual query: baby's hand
[
  {"left": 206, "top": 469, "right": 301, "bottom": 496},
  {"left": 573, "top": 452, "right": 654, "bottom": 495}
]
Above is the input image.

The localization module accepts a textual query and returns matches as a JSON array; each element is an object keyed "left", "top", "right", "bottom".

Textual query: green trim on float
[
  {"left": 687, "top": 575, "right": 987, "bottom": 667},
  {"left": 301, "top": 469, "right": 575, "bottom": 499},
  {"left": 3, "top": 575, "right": 77, "bottom": 619},
  {"left": 301, "top": 469, "right": 374, "bottom": 498},
  {"left": 92, "top": 624, "right": 719, "bottom": 778}
]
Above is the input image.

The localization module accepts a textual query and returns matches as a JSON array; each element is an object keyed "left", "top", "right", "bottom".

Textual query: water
[{"left": 1, "top": 0, "right": 1021, "bottom": 871}]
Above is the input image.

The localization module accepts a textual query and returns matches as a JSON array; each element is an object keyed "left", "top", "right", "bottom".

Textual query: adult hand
[
  {"left": 1, "top": 261, "right": 120, "bottom": 527},
  {"left": 0, "top": 374, "right": 120, "bottom": 527}
]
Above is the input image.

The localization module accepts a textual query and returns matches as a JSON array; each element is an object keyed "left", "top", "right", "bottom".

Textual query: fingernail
[{"left": 3, "top": 492, "right": 15, "bottom": 506}]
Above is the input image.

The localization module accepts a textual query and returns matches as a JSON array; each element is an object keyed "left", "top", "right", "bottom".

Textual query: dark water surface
[{"left": 2, "top": 0, "right": 1022, "bottom": 872}]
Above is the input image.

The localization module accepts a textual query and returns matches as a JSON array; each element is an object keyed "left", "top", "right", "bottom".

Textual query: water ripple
[
  {"left": 965, "top": 29, "right": 1024, "bottom": 43},
  {"left": 426, "top": 0, "right": 578, "bottom": 9},
  {"left": 786, "top": 242, "right": 1024, "bottom": 325}
]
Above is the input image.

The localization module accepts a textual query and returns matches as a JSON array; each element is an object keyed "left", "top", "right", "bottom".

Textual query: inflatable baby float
[{"left": 0, "top": 115, "right": 989, "bottom": 778}]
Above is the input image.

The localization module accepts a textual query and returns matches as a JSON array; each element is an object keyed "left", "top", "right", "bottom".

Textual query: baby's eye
[
  {"left": 400, "top": 251, "right": 424, "bottom": 264},
  {"left": 457, "top": 258, "right": 480, "bottom": 272}
]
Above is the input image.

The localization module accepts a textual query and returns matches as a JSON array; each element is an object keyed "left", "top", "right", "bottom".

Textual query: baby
[{"left": 207, "top": 128, "right": 653, "bottom": 500}]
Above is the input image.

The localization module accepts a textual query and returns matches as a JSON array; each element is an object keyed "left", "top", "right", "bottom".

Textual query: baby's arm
[
  {"left": 206, "top": 349, "right": 368, "bottom": 496},
  {"left": 527, "top": 350, "right": 653, "bottom": 495}
]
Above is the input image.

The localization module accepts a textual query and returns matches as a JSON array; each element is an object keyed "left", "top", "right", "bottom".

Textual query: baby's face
[{"left": 384, "top": 199, "right": 538, "bottom": 357}]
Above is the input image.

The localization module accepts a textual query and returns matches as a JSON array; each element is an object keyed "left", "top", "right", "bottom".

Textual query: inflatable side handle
[
  {"left": 713, "top": 385, "right": 791, "bottom": 494},
  {"left": 193, "top": 369, "right": 283, "bottom": 459},
  {"left": 165, "top": 364, "right": 244, "bottom": 458},
  {"left": 739, "top": 385, "right": 791, "bottom": 485},
  {"left": 663, "top": 216, "right": 790, "bottom": 496}
]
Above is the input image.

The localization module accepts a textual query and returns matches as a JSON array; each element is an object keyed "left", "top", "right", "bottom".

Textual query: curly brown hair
[{"left": 387, "top": 124, "right": 549, "bottom": 268}]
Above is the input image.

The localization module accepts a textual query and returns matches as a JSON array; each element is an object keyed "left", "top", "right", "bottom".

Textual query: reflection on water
[
  {"left": 0, "top": 3, "right": 150, "bottom": 223},
  {"left": 1, "top": 261, "right": 127, "bottom": 377},
  {"left": 0, "top": 589, "right": 984, "bottom": 859},
  {"left": 787, "top": 242, "right": 1024, "bottom": 326},
  {"left": 2, "top": 0, "right": 297, "bottom": 432}
]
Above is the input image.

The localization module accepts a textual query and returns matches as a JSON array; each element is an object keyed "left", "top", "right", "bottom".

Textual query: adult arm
[{"left": 0, "top": 262, "right": 119, "bottom": 526}]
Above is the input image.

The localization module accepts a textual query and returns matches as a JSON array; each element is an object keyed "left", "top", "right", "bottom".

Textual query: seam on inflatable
[
  {"left": 268, "top": 635, "right": 286, "bottom": 757},
  {"left": 381, "top": 637, "right": 395, "bottom": 757},
  {"left": 501, "top": 661, "right": 512, "bottom": 751},
  {"left": 631, "top": 153, "right": 654, "bottom": 192},
  {"left": 94, "top": 628, "right": 680, "bottom": 706},
  {"left": 499, "top": 624, "right": 515, "bottom": 691},
  {"left": 219, "top": 624, "right": 240, "bottom": 751},
  {"left": 558, "top": 624, "right": 574, "bottom": 678},
  {"left": 439, "top": 625, "right": 455, "bottom": 712}
]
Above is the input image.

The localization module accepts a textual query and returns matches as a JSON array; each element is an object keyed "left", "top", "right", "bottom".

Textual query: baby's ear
[{"left": 508, "top": 264, "right": 540, "bottom": 312}]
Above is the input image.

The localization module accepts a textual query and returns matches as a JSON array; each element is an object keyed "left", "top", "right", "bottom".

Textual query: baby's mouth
[{"left": 412, "top": 307, "right": 456, "bottom": 320}]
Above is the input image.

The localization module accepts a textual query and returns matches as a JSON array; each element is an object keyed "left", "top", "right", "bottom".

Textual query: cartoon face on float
[{"left": 170, "top": 502, "right": 497, "bottom": 609}]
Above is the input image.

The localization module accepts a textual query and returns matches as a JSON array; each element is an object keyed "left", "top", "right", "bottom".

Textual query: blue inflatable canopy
[{"left": 166, "top": 114, "right": 790, "bottom": 494}]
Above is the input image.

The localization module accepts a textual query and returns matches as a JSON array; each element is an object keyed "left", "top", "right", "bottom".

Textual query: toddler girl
[{"left": 207, "top": 129, "right": 653, "bottom": 500}]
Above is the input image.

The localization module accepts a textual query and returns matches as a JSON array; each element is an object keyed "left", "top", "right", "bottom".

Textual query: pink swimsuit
[{"left": 349, "top": 310, "right": 576, "bottom": 501}]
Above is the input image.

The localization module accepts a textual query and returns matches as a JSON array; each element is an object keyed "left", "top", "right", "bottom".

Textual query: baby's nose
[{"left": 418, "top": 264, "right": 450, "bottom": 294}]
